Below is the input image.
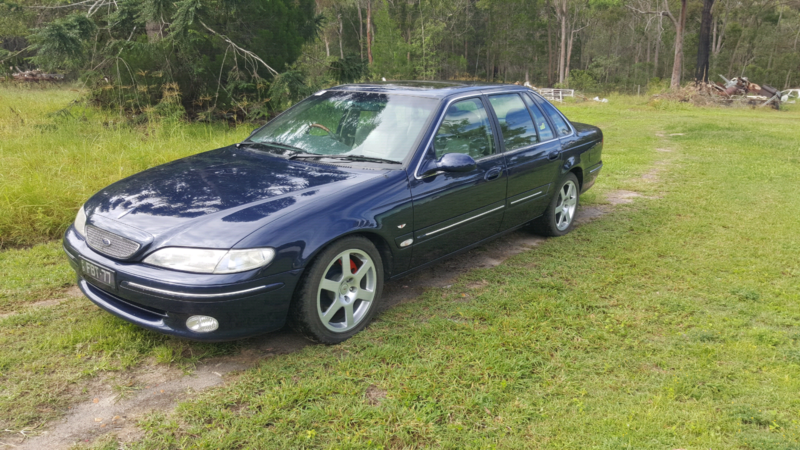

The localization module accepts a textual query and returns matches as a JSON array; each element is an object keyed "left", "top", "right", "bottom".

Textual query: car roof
[{"left": 330, "top": 81, "right": 533, "bottom": 99}]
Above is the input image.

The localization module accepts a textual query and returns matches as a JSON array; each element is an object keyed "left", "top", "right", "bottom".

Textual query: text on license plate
[{"left": 81, "top": 259, "right": 115, "bottom": 288}]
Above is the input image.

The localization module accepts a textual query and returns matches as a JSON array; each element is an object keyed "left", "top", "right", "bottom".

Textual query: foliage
[
  {"left": 268, "top": 68, "right": 314, "bottom": 110},
  {"left": 4, "top": 0, "right": 320, "bottom": 121},
  {"left": 27, "top": 14, "right": 96, "bottom": 72},
  {"left": 328, "top": 54, "right": 370, "bottom": 84},
  {"left": 5, "top": 0, "right": 800, "bottom": 111}
]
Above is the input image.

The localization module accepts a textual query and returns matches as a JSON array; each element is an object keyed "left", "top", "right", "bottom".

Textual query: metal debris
[{"left": 696, "top": 75, "right": 785, "bottom": 109}]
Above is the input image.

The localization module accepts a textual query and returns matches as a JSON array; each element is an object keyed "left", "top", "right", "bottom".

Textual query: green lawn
[
  {"left": 1, "top": 87, "right": 799, "bottom": 449},
  {"left": 0, "top": 85, "right": 248, "bottom": 248}
]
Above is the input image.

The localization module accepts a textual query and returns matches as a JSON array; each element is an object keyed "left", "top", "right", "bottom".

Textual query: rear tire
[
  {"left": 289, "top": 236, "right": 384, "bottom": 344},
  {"left": 530, "top": 173, "right": 580, "bottom": 237}
]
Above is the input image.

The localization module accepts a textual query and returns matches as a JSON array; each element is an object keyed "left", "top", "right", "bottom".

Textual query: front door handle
[
  {"left": 548, "top": 150, "right": 560, "bottom": 160},
  {"left": 485, "top": 167, "right": 503, "bottom": 181}
]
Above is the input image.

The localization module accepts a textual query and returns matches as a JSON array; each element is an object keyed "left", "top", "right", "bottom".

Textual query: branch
[
  {"left": 26, "top": 0, "right": 95, "bottom": 9},
  {"left": 198, "top": 20, "right": 279, "bottom": 77},
  {"left": 625, "top": 4, "right": 676, "bottom": 27}
]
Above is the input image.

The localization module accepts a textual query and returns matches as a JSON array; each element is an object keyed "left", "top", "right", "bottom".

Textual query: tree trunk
[
  {"left": 486, "top": 46, "right": 492, "bottom": 82},
  {"left": 547, "top": 15, "right": 554, "bottom": 85},
  {"left": 407, "top": 28, "right": 411, "bottom": 62},
  {"left": 475, "top": 44, "right": 481, "bottom": 78},
  {"left": 558, "top": 0, "right": 567, "bottom": 84},
  {"left": 366, "top": 0, "right": 373, "bottom": 64},
  {"left": 566, "top": 27, "right": 575, "bottom": 84},
  {"left": 695, "top": 0, "right": 714, "bottom": 82},
  {"left": 338, "top": 14, "right": 344, "bottom": 59},
  {"left": 653, "top": 31, "right": 660, "bottom": 77},
  {"left": 713, "top": 4, "right": 729, "bottom": 56},
  {"left": 670, "top": 0, "right": 687, "bottom": 90},
  {"left": 357, "top": 2, "right": 364, "bottom": 60}
]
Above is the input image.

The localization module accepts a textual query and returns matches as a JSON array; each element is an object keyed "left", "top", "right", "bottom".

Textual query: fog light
[{"left": 186, "top": 315, "right": 219, "bottom": 333}]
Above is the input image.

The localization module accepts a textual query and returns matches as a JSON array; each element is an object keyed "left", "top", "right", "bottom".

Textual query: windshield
[{"left": 249, "top": 91, "right": 439, "bottom": 163}]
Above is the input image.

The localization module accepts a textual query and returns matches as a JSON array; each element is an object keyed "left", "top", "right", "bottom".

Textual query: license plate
[{"left": 81, "top": 258, "right": 115, "bottom": 289}]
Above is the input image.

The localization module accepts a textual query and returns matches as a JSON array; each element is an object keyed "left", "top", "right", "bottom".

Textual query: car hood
[{"left": 85, "top": 146, "right": 383, "bottom": 251}]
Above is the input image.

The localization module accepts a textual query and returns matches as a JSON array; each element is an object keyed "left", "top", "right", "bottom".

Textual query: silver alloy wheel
[
  {"left": 555, "top": 180, "right": 578, "bottom": 231},
  {"left": 317, "top": 249, "right": 376, "bottom": 333}
]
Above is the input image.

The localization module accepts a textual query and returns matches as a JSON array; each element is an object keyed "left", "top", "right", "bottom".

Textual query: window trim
[
  {"left": 528, "top": 92, "right": 575, "bottom": 138},
  {"left": 413, "top": 94, "right": 501, "bottom": 180},
  {"left": 490, "top": 92, "right": 561, "bottom": 157},
  {"left": 487, "top": 92, "right": 543, "bottom": 154}
]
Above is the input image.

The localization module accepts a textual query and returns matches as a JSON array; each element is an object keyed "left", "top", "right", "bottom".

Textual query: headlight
[
  {"left": 143, "top": 247, "right": 275, "bottom": 274},
  {"left": 74, "top": 204, "right": 87, "bottom": 236}
]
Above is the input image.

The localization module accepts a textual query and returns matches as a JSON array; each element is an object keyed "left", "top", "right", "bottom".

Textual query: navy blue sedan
[{"left": 63, "top": 82, "right": 603, "bottom": 343}]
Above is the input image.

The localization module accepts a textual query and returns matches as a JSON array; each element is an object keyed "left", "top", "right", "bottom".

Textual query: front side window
[
  {"left": 488, "top": 93, "right": 539, "bottom": 151},
  {"left": 249, "top": 91, "right": 438, "bottom": 162},
  {"left": 536, "top": 97, "right": 572, "bottom": 137},
  {"left": 433, "top": 98, "right": 495, "bottom": 160}
]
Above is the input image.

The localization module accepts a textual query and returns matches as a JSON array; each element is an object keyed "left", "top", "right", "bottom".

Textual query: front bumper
[{"left": 63, "top": 226, "right": 303, "bottom": 341}]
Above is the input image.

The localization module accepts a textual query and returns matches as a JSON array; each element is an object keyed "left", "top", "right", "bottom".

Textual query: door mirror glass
[
  {"left": 420, "top": 151, "right": 477, "bottom": 176},
  {"left": 437, "top": 152, "right": 477, "bottom": 173}
]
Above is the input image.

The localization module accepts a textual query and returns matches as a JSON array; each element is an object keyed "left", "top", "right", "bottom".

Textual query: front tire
[
  {"left": 531, "top": 173, "right": 580, "bottom": 237},
  {"left": 290, "top": 236, "right": 384, "bottom": 344}
]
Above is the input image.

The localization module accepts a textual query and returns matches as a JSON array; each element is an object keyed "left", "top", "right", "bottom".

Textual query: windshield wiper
[
  {"left": 235, "top": 141, "right": 309, "bottom": 158},
  {"left": 289, "top": 154, "right": 401, "bottom": 165}
]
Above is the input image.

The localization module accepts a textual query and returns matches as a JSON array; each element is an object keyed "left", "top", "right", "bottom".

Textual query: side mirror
[{"left": 420, "top": 152, "right": 477, "bottom": 177}]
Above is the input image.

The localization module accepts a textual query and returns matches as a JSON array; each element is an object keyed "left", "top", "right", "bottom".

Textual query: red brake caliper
[{"left": 336, "top": 257, "right": 358, "bottom": 273}]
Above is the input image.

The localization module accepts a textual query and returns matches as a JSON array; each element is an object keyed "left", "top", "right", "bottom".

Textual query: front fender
[{"left": 234, "top": 170, "right": 414, "bottom": 278}]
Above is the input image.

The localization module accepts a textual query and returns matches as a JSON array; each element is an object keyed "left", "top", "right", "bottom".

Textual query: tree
[
  {"left": 627, "top": 0, "right": 689, "bottom": 90},
  {"left": 695, "top": 0, "right": 714, "bottom": 82}
]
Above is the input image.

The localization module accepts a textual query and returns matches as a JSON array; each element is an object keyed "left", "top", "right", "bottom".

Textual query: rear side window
[
  {"left": 433, "top": 98, "right": 495, "bottom": 159},
  {"left": 488, "top": 93, "right": 539, "bottom": 151},
  {"left": 522, "top": 94, "right": 555, "bottom": 141},
  {"left": 536, "top": 97, "right": 571, "bottom": 137}
]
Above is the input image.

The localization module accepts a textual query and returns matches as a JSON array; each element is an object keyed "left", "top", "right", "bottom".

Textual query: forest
[{"left": 1, "top": 0, "right": 799, "bottom": 119}]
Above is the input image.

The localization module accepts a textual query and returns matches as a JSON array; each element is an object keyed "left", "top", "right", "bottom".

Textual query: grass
[
  {"left": 0, "top": 84, "right": 247, "bottom": 429},
  {"left": 1, "top": 86, "right": 800, "bottom": 448},
  {"left": 0, "top": 84, "right": 248, "bottom": 248}
]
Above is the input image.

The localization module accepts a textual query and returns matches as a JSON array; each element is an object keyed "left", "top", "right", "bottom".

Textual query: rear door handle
[
  {"left": 548, "top": 150, "right": 560, "bottom": 160},
  {"left": 485, "top": 167, "right": 503, "bottom": 181}
]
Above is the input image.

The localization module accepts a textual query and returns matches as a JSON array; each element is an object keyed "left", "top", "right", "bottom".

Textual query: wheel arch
[
  {"left": 569, "top": 166, "right": 584, "bottom": 189},
  {"left": 299, "top": 229, "right": 395, "bottom": 281}
]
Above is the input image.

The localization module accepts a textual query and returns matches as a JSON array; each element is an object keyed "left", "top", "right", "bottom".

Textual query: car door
[
  {"left": 408, "top": 96, "right": 507, "bottom": 267},
  {"left": 486, "top": 92, "right": 562, "bottom": 230}
]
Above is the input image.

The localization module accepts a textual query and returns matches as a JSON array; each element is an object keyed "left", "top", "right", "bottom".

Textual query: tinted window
[
  {"left": 537, "top": 98, "right": 571, "bottom": 137},
  {"left": 250, "top": 92, "right": 438, "bottom": 162},
  {"left": 488, "top": 94, "right": 538, "bottom": 151},
  {"left": 433, "top": 98, "right": 495, "bottom": 159},
  {"left": 522, "top": 94, "right": 554, "bottom": 141}
]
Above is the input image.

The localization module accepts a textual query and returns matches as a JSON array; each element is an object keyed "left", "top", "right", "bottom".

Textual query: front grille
[{"left": 86, "top": 225, "right": 141, "bottom": 259}]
